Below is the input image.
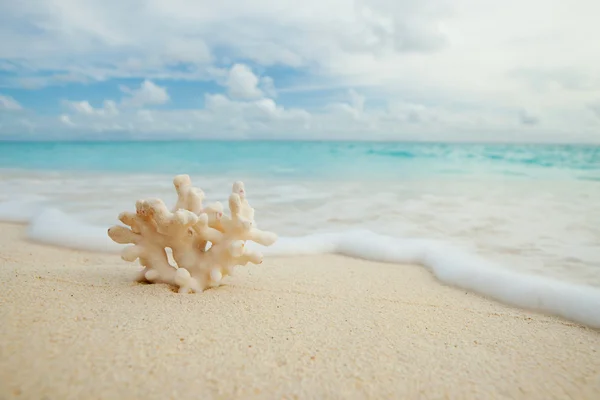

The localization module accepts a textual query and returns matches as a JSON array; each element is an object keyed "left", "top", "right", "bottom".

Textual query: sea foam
[{"left": 16, "top": 206, "right": 600, "bottom": 330}]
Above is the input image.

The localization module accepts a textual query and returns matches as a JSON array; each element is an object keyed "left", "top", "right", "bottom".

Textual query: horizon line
[{"left": 0, "top": 138, "right": 599, "bottom": 146}]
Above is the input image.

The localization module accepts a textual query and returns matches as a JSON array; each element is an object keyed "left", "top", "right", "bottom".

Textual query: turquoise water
[{"left": 1, "top": 141, "right": 599, "bottom": 181}]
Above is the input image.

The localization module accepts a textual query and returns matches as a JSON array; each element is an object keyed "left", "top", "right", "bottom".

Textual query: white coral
[
  {"left": 232, "top": 181, "right": 255, "bottom": 222},
  {"left": 107, "top": 174, "right": 277, "bottom": 293}
]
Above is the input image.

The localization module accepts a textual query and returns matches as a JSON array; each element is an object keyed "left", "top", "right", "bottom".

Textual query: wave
[
  {"left": 366, "top": 149, "right": 416, "bottom": 158},
  {"left": 0, "top": 196, "right": 48, "bottom": 223},
  {"left": 12, "top": 206, "right": 600, "bottom": 330},
  {"left": 27, "top": 208, "right": 123, "bottom": 253}
]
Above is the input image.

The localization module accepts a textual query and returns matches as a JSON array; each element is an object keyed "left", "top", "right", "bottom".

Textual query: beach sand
[{"left": 0, "top": 222, "right": 599, "bottom": 400}]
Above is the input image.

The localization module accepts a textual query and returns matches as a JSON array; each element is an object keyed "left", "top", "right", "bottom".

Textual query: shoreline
[
  {"left": 7, "top": 208, "right": 600, "bottom": 330},
  {"left": 15, "top": 205, "right": 600, "bottom": 329},
  {"left": 1, "top": 222, "right": 599, "bottom": 399}
]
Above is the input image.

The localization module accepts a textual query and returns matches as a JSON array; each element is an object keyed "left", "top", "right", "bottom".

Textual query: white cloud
[
  {"left": 260, "top": 76, "right": 277, "bottom": 98},
  {"left": 0, "top": 94, "right": 23, "bottom": 111},
  {"left": 225, "top": 64, "right": 264, "bottom": 99},
  {"left": 1, "top": 0, "right": 600, "bottom": 142},
  {"left": 137, "top": 110, "right": 154, "bottom": 123},
  {"left": 518, "top": 110, "right": 539, "bottom": 126},
  {"left": 205, "top": 93, "right": 310, "bottom": 126},
  {"left": 3, "top": 81, "right": 595, "bottom": 143},
  {"left": 59, "top": 115, "right": 75, "bottom": 127},
  {"left": 119, "top": 80, "right": 170, "bottom": 107},
  {"left": 326, "top": 89, "right": 367, "bottom": 121},
  {"left": 588, "top": 102, "right": 600, "bottom": 119},
  {"left": 64, "top": 100, "right": 119, "bottom": 116},
  {"left": 0, "top": 0, "right": 466, "bottom": 84},
  {"left": 38, "top": 64, "right": 310, "bottom": 139}
]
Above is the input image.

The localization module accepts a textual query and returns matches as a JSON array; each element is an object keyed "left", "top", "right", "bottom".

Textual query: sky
[{"left": 0, "top": 0, "right": 599, "bottom": 143}]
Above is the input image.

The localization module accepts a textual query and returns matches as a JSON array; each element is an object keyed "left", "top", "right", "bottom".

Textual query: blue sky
[{"left": 1, "top": 0, "right": 599, "bottom": 143}]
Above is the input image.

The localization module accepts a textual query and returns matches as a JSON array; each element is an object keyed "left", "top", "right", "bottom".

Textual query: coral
[
  {"left": 107, "top": 174, "right": 277, "bottom": 293},
  {"left": 172, "top": 174, "right": 204, "bottom": 215},
  {"left": 232, "top": 181, "right": 255, "bottom": 222}
]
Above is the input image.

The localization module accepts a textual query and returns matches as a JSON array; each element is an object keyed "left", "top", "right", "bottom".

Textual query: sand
[{"left": 0, "top": 222, "right": 599, "bottom": 399}]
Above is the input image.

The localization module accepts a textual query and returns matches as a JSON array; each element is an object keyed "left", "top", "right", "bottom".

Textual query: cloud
[
  {"left": 260, "top": 76, "right": 277, "bottom": 98},
  {"left": 119, "top": 80, "right": 170, "bottom": 107},
  {"left": 64, "top": 100, "right": 119, "bottom": 116},
  {"left": 508, "top": 67, "right": 598, "bottom": 93},
  {"left": 1, "top": 0, "right": 600, "bottom": 142},
  {"left": 204, "top": 93, "right": 310, "bottom": 127},
  {"left": 326, "top": 89, "right": 367, "bottom": 121},
  {"left": 59, "top": 115, "right": 75, "bottom": 127},
  {"left": 226, "top": 64, "right": 264, "bottom": 99},
  {"left": 36, "top": 64, "right": 309, "bottom": 138},
  {"left": 519, "top": 110, "right": 540, "bottom": 126},
  {"left": 0, "top": 0, "right": 451, "bottom": 84},
  {"left": 0, "top": 94, "right": 23, "bottom": 111},
  {"left": 6, "top": 77, "right": 592, "bottom": 143},
  {"left": 588, "top": 102, "right": 600, "bottom": 119}
]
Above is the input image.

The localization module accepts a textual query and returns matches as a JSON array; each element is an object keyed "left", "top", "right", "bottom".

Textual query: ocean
[{"left": 1, "top": 140, "right": 600, "bottom": 326}]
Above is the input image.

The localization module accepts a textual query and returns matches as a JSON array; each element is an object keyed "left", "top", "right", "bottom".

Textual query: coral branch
[
  {"left": 107, "top": 212, "right": 175, "bottom": 284},
  {"left": 232, "top": 181, "right": 255, "bottom": 222},
  {"left": 173, "top": 174, "right": 204, "bottom": 214},
  {"left": 192, "top": 213, "right": 224, "bottom": 250},
  {"left": 107, "top": 175, "right": 278, "bottom": 293}
]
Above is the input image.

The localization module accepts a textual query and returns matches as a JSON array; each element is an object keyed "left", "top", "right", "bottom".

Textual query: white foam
[
  {"left": 254, "top": 231, "right": 600, "bottom": 329},
  {"left": 17, "top": 207, "right": 600, "bottom": 330},
  {"left": 0, "top": 196, "right": 47, "bottom": 223},
  {"left": 27, "top": 208, "right": 122, "bottom": 253}
]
